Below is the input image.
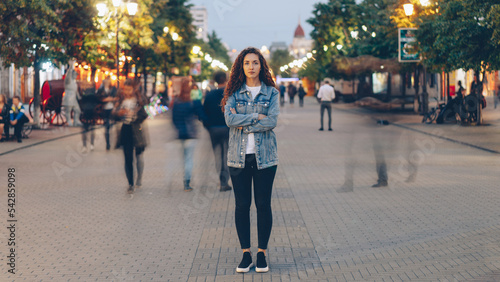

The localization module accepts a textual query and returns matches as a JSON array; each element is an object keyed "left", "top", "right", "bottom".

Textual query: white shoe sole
[
  {"left": 236, "top": 262, "right": 253, "bottom": 273},
  {"left": 255, "top": 266, "right": 269, "bottom": 273}
]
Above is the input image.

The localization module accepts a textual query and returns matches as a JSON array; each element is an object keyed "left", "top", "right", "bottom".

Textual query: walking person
[
  {"left": 279, "top": 82, "right": 286, "bottom": 107},
  {"left": 79, "top": 90, "right": 99, "bottom": 152},
  {"left": 221, "top": 47, "right": 280, "bottom": 273},
  {"left": 203, "top": 71, "right": 232, "bottom": 192},
  {"left": 96, "top": 77, "right": 117, "bottom": 150},
  {"left": 9, "top": 96, "right": 29, "bottom": 143},
  {"left": 113, "top": 79, "right": 148, "bottom": 194},
  {"left": 317, "top": 79, "right": 335, "bottom": 131},
  {"left": 287, "top": 82, "right": 297, "bottom": 105},
  {"left": 298, "top": 82, "right": 306, "bottom": 107},
  {"left": 171, "top": 77, "right": 207, "bottom": 192},
  {"left": 0, "top": 94, "right": 10, "bottom": 142}
]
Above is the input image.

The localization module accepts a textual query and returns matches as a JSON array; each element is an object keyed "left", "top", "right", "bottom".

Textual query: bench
[{"left": 3, "top": 122, "right": 33, "bottom": 139}]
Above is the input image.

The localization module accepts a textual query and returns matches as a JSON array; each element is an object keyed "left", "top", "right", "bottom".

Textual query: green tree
[
  {"left": 150, "top": 0, "right": 196, "bottom": 81},
  {"left": 207, "top": 31, "right": 231, "bottom": 67},
  {"left": 269, "top": 49, "right": 294, "bottom": 78},
  {"left": 416, "top": 0, "right": 500, "bottom": 73},
  {"left": 0, "top": 0, "right": 95, "bottom": 126}
]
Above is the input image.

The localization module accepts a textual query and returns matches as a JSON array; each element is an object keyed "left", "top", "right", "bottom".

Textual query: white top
[
  {"left": 103, "top": 88, "right": 115, "bottom": 110},
  {"left": 245, "top": 84, "right": 261, "bottom": 154},
  {"left": 121, "top": 97, "right": 137, "bottom": 124},
  {"left": 317, "top": 84, "right": 335, "bottom": 101}
]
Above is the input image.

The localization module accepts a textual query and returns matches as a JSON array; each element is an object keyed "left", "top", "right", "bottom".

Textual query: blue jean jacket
[{"left": 224, "top": 82, "right": 280, "bottom": 169}]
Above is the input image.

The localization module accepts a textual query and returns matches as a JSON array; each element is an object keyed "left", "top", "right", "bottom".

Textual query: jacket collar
[{"left": 238, "top": 81, "right": 273, "bottom": 96}]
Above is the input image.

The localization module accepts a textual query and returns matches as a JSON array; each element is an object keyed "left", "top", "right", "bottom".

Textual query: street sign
[{"left": 398, "top": 28, "right": 420, "bottom": 63}]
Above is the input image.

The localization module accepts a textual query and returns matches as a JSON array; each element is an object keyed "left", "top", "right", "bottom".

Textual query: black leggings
[
  {"left": 121, "top": 124, "right": 144, "bottom": 186},
  {"left": 230, "top": 154, "right": 277, "bottom": 250}
]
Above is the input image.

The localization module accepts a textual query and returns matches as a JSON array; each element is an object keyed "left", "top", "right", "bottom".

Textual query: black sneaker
[
  {"left": 236, "top": 252, "right": 253, "bottom": 273},
  {"left": 372, "top": 182, "right": 388, "bottom": 188},
  {"left": 255, "top": 252, "right": 269, "bottom": 273},
  {"left": 220, "top": 185, "right": 232, "bottom": 192},
  {"left": 318, "top": 128, "right": 324, "bottom": 131}
]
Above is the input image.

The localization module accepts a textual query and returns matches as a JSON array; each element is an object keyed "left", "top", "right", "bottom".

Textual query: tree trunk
[
  {"left": 387, "top": 72, "right": 392, "bottom": 102},
  {"left": 33, "top": 57, "right": 41, "bottom": 127},
  {"left": 402, "top": 72, "right": 407, "bottom": 110},
  {"left": 143, "top": 58, "right": 148, "bottom": 97},
  {"left": 152, "top": 71, "right": 157, "bottom": 97}
]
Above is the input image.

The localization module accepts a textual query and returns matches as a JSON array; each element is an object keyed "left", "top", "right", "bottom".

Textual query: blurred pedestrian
[
  {"left": 9, "top": 96, "right": 29, "bottom": 143},
  {"left": 298, "top": 82, "right": 306, "bottom": 107},
  {"left": 190, "top": 83, "right": 203, "bottom": 101},
  {"left": 457, "top": 80, "right": 465, "bottom": 100},
  {"left": 279, "top": 82, "right": 286, "bottom": 107},
  {"left": 79, "top": 87, "right": 100, "bottom": 152},
  {"left": 172, "top": 77, "right": 207, "bottom": 192},
  {"left": 96, "top": 77, "right": 117, "bottom": 150},
  {"left": 221, "top": 47, "right": 279, "bottom": 273},
  {"left": 203, "top": 71, "right": 231, "bottom": 192},
  {"left": 0, "top": 94, "right": 10, "bottom": 142},
  {"left": 63, "top": 61, "right": 81, "bottom": 126},
  {"left": 287, "top": 82, "right": 297, "bottom": 105},
  {"left": 317, "top": 79, "right": 335, "bottom": 131},
  {"left": 113, "top": 79, "right": 148, "bottom": 194}
]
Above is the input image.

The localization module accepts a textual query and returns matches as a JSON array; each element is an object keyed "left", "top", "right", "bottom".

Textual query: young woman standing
[
  {"left": 222, "top": 47, "right": 280, "bottom": 273},
  {"left": 113, "top": 79, "right": 148, "bottom": 194}
]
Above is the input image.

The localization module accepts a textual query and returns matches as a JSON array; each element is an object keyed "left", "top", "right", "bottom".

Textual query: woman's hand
[
  {"left": 258, "top": 114, "right": 267, "bottom": 120},
  {"left": 230, "top": 108, "right": 237, "bottom": 114}
]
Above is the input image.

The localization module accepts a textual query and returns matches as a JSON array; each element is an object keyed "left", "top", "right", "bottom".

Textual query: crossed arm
[{"left": 224, "top": 90, "right": 279, "bottom": 133}]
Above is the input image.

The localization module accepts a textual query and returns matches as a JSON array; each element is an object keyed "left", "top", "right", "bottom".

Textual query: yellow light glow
[
  {"left": 192, "top": 45, "right": 201, "bottom": 55},
  {"left": 403, "top": 2, "right": 414, "bottom": 16},
  {"left": 127, "top": 1, "right": 138, "bottom": 16}
]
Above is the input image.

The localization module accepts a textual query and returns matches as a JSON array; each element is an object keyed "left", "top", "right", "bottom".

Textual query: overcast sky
[{"left": 188, "top": 0, "right": 329, "bottom": 51}]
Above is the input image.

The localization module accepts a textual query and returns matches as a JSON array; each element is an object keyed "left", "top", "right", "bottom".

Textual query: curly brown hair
[{"left": 221, "top": 47, "right": 276, "bottom": 112}]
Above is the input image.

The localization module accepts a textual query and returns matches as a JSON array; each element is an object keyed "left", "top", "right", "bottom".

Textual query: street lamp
[
  {"left": 403, "top": 0, "right": 414, "bottom": 17},
  {"left": 96, "top": 0, "right": 137, "bottom": 88},
  {"left": 401, "top": 0, "right": 429, "bottom": 115}
]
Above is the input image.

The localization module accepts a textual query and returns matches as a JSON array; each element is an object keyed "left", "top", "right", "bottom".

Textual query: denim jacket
[{"left": 224, "top": 82, "right": 279, "bottom": 169}]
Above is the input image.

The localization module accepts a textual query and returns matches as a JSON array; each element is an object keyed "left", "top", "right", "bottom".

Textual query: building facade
[
  {"left": 289, "top": 22, "right": 313, "bottom": 59},
  {"left": 190, "top": 6, "right": 208, "bottom": 42}
]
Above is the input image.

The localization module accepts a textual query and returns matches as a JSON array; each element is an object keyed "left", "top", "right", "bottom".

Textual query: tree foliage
[
  {"left": 416, "top": 0, "right": 500, "bottom": 73},
  {"left": 269, "top": 49, "right": 294, "bottom": 78}
]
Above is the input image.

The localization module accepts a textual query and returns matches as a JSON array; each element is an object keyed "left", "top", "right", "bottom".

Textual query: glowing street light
[
  {"left": 192, "top": 45, "right": 201, "bottom": 55},
  {"left": 403, "top": 0, "right": 414, "bottom": 16},
  {"left": 96, "top": 0, "right": 137, "bottom": 88}
]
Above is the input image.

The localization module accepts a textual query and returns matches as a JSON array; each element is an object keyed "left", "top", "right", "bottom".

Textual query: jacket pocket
[
  {"left": 236, "top": 101, "right": 246, "bottom": 113},
  {"left": 256, "top": 101, "right": 270, "bottom": 115}
]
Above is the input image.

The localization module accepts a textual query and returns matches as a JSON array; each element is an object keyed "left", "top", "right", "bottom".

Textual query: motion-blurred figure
[
  {"left": 96, "top": 77, "right": 117, "bottom": 150},
  {"left": 171, "top": 77, "right": 207, "bottom": 191},
  {"left": 203, "top": 71, "right": 231, "bottom": 192},
  {"left": 113, "top": 79, "right": 148, "bottom": 194}
]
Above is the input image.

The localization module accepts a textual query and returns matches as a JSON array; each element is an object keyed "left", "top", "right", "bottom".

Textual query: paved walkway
[{"left": 1, "top": 97, "right": 499, "bottom": 281}]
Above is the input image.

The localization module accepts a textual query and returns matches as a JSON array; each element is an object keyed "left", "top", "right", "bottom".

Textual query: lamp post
[
  {"left": 402, "top": 0, "right": 428, "bottom": 115},
  {"left": 96, "top": 0, "right": 138, "bottom": 89}
]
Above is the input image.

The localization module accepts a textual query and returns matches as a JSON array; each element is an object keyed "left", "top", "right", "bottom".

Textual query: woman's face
[
  {"left": 243, "top": 53, "right": 260, "bottom": 80},
  {"left": 123, "top": 85, "right": 134, "bottom": 98}
]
